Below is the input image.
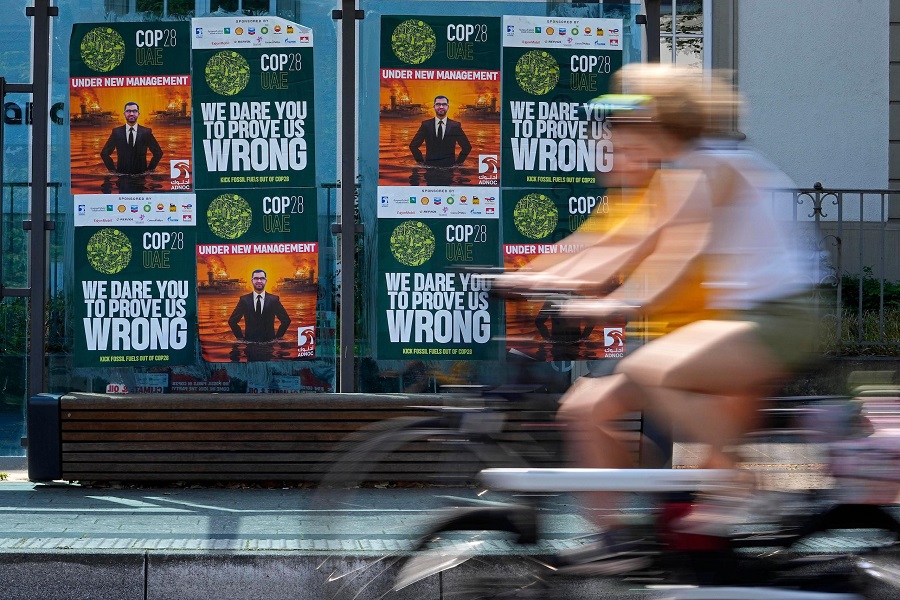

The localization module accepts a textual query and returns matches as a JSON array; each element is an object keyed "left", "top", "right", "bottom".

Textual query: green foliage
[
  {"left": 823, "top": 308, "right": 900, "bottom": 357},
  {"left": 0, "top": 298, "right": 27, "bottom": 354},
  {"left": 137, "top": 0, "right": 194, "bottom": 18},
  {"left": 1, "top": 216, "right": 28, "bottom": 289},
  {"left": 0, "top": 291, "right": 69, "bottom": 356},
  {"left": 815, "top": 268, "right": 900, "bottom": 356},
  {"left": 840, "top": 267, "right": 900, "bottom": 314},
  {"left": 47, "top": 291, "right": 69, "bottom": 354},
  {"left": 808, "top": 268, "right": 900, "bottom": 356}
]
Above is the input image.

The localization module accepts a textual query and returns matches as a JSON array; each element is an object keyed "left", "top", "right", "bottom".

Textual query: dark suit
[
  {"left": 100, "top": 125, "right": 163, "bottom": 174},
  {"left": 409, "top": 118, "right": 472, "bottom": 167},
  {"left": 228, "top": 293, "right": 291, "bottom": 342}
]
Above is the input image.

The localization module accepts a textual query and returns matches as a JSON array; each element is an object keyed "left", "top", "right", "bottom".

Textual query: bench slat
[{"left": 56, "top": 392, "right": 642, "bottom": 483}]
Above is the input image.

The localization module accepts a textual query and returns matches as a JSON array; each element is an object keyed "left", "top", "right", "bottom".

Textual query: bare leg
[
  {"left": 557, "top": 373, "right": 649, "bottom": 529},
  {"left": 643, "top": 388, "right": 766, "bottom": 469}
]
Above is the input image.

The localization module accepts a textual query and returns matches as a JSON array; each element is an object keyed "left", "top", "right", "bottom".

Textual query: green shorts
[{"left": 733, "top": 292, "right": 820, "bottom": 370}]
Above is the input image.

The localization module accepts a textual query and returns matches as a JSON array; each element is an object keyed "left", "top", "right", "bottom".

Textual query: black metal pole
[
  {"left": 26, "top": 0, "right": 55, "bottom": 398},
  {"left": 338, "top": 0, "right": 358, "bottom": 392},
  {"left": 645, "top": 0, "right": 661, "bottom": 63},
  {"left": 0, "top": 76, "right": 5, "bottom": 295}
]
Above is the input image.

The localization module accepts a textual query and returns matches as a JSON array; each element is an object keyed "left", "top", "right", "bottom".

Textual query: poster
[
  {"left": 73, "top": 223, "right": 197, "bottom": 367},
  {"left": 70, "top": 22, "right": 193, "bottom": 195},
  {"left": 195, "top": 189, "right": 318, "bottom": 362},
  {"left": 502, "top": 187, "right": 625, "bottom": 361},
  {"left": 377, "top": 217, "right": 502, "bottom": 360},
  {"left": 376, "top": 16, "right": 503, "bottom": 360},
  {"left": 70, "top": 22, "right": 197, "bottom": 368},
  {"left": 500, "top": 15, "right": 622, "bottom": 190},
  {"left": 378, "top": 16, "right": 502, "bottom": 192},
  {"left": 500, "top": 16, "right": 625, "bottom": 360},
  {"left": 191, "top": 17, "right": 319, "bottom": 363},
  {"left": 191, "top": 17, "right": 316, "bottom": 190}
]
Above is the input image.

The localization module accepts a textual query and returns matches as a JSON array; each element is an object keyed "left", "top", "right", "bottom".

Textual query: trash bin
[{"left": 26, "top": 393, "right": 62, "bottom": 481}]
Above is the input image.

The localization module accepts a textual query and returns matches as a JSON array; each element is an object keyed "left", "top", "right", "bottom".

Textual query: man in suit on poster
[
  {"left": 409, "top": 95, "right": 472, "bottom": 167},
  {"left": 229, "top": 269, "right": 292, "bottom": 343},
  {"left": 100, "top": 102, "right": 163, "bottom": 174}
]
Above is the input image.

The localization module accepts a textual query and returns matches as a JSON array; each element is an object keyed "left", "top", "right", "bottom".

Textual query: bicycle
[
  {"left": 316, "top": 393, "right": 898, "bottom": 598},
  {"left": 378, "top": 392, "right": 900, "bottom": 599}
]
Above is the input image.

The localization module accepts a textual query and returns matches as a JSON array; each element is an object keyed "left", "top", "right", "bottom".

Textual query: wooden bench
[{"left": 25, "top": 391, "right": 646, "bottom": 484}]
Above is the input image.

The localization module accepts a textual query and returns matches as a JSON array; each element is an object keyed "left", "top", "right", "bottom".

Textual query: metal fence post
[
  {"left": 336, "top": 1, "right": 362, "bottom": 392},
  {"left": 25, "top": 0, "right": 57, "bottom": 398}
]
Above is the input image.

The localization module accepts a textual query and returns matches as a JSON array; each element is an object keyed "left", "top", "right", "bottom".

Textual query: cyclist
[{"left": 503, "top": 64, "right": 820, "bottom": 565}]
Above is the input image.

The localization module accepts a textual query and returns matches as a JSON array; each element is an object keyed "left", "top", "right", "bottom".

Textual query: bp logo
[
  {"left": 80, "top": 27, "right": 125, "bottom": 73},
  {"left": 389, "top": 220, "right": 435, "bottom": 266},
  {"left": 205, "top": 51, "right": 250, "bottom": 96},
  {"left": 515, "top": 50, "right": 559, "bottom": 95},
  {"left": 87, "top": 228, "right": 132, "bottom": 274},
  {"left": 391, "top": 20, "right": 436, "bottom": 65},
  {"left": 513, "top": 193, "right": 558, "bottom": 239},
  {"left": 207, "top": 193, "right": 252, "bottom": 239}
]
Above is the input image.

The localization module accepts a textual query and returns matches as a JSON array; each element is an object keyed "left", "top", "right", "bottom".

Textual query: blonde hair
[{"left": 610, "top": 64, "right": 740, "bottom": 140}]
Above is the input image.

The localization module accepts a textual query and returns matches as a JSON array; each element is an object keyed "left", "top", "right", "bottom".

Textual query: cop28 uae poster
[
  {"left": 191, "top": 17, "right": 319, "bottom": 363},
  {"left": 500, "top": 15, "right": 625, "bottom": 362},
  {"left": 70, "top": 22, "right": 197, "bottom": 368},
  {"left": 375, "top": 16, "right": 503, "bottom": 360}
]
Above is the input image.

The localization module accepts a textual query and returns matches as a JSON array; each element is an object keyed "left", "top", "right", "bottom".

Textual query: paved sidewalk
[{"left": 0, "top": 444, "right": 863, "bottom": 600}]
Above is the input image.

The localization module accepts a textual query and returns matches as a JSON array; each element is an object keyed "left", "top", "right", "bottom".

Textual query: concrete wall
[{"left": 737, "top": 0, "right": 889, "bottom": 191}]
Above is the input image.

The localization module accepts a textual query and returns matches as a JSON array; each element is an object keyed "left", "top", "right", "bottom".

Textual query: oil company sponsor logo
[
  {"left": 603, "top": 327, "right": 625, "bottom": 357},
  {"left": 297, "top": 325, "right": 316, "bottom": 358}
]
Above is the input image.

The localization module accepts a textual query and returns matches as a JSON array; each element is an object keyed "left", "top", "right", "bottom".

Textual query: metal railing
[{"left": 774, "top": 186, "right": 900, "bottom": 352}]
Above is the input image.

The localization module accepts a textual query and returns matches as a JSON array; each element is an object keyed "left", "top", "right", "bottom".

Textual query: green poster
[
  {"left": 69, "top": 22, "right": 193, "bottom": 195},
  {"left": 377, "top": 218, "right": 501, "bottom": 360},
  {"left": 500, "top": 16, "right": 623, "bottom": 191},
  {"left": 74, "top": 223, "right": 197, "bottom": 367},
  {"left": 378, "top": 15, "right": 502, "bottom": 190},
  {"left": 499, "top": 16, "right": 625, "bottom": 361},
  {"left": 501, "top": 187, "right": 624, "bottom": 361},
  {"left": 191, "top": 17, "right": 320, "bottom": 363},
  {"left": 195, "top": 188, "right": 318, "bottom": 363},
  {"left": 191, "top": 17, "right": 316, "bottom": 190},
  {"left": 376, "top": 15, "right": 502, "bottom": 360},
  {"left": 71, "top": 22, "right": 197, "bottom": 368}
]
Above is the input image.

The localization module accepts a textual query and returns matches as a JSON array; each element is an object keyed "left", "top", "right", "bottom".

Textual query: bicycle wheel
[
  {"left": 317, "top": 407, "right": 542, "bottom": 491},
  {"left": 315, "top": 412, "right": 542, "bottom": 600},
  {"left": 317, "top": 415, "right": 447, "bottom": 489}
]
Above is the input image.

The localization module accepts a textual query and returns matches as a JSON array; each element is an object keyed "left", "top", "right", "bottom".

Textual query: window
[
  {"left": 210, "top": 0, "right": 274, "bottom": 14},
  {"left": 136, "top": 0, "right": 195, "bottom": 17},
  {"left": 659, "top": 0, "right": 705, "bottom": 67}
]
